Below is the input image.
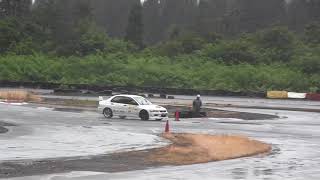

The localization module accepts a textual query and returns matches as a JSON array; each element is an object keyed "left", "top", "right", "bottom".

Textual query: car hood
[{"left": 139, "top": 105, "right": 167, "bottom": 111}]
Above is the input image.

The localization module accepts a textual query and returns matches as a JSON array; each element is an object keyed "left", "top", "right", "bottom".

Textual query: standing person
[{"left": 193, "top": 94, "right": 202, "bottom": 117}]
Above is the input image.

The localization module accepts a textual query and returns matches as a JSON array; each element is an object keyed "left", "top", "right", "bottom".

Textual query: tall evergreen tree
[
  {"left": 308, "top": 0, "right": 320, "bottom": 22},
  {"left": 227, "top": 0, "right": 285, "bottom": 33},
  {"left": 72, "top": 0, "right": 93, "bottom": 22},
  {"left": 194, "top": 0, "right": 214, "bottom": 35},
  {"left": 92, "top": 0, "right": 135, "bottom": 37},
  {"left": 125, "top": 2, "right": 144, "bottom": 48},
  {"left": 159, "top": 0, "right": 198, "bottom": 39},
  {"left": 33, "top": 0, "right": 68, "bottom": 40},
  {"left": 0, "top": 0, "right": 32, "bottom": 18},
  {"left": 143, "top": 0, "right": 162, "bottom": 44},
  {"left": 29, "top": 0, "right": 320, "bottom": 45},
  {"left": 286, "top": 0, "right": 310, "bottom": 31}
]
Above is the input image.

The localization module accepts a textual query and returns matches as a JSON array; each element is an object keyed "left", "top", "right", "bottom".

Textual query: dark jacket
[{"left": 193, "top": 98, "right": 202, "bottom": 112}]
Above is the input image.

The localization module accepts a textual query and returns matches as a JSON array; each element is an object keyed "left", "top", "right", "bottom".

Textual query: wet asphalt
[{"left": 0, "top": 100, "right": 320, "bottom": 179}]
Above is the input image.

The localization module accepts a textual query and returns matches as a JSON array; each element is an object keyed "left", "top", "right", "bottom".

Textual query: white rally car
[{"left": 98, "top": 95, "right": 168, "bottom": 121}]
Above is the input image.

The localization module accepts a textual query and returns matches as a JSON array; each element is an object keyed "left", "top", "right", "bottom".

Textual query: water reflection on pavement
[{"left": 2, "top": 105, "right": 320, "bottom": 180}]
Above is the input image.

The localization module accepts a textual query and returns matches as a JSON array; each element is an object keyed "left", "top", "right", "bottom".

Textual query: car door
[
  {"left": 110, "top": 96, "right": 128, "bottom": 116},
  {"left": 118, "top": 97, "right": 132, "bottom": 116},
  {"left": 124, "top": 97, "right": 140, "bottom": 117}
]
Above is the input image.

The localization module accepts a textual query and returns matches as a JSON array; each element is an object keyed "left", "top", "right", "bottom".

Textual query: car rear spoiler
[{"left": 98, "top": 96, "right": 108, "bottom": 101}]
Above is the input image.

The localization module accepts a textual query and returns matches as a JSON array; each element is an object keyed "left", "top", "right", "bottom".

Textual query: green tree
[
  {"left": 154, "top": 33, "right": 205, "bottom": 57},
  {"left": 0, "top": 0, "right": 32, "bottom": 18},
  {"left": 200, "top": 40, "right": 257, "bottom": 64},
  {"left": 305, "top": 23, "right": 320, "bottom": 44},
  {"left": 292, "top": 46, "right": 320, "bottom": 74},
  {"left": 73, "top": 18, "right": 109, "bottom": 56},
  {"left": 256, "top": 27, "right": 294, "bottom": 50},
  {"left": 32, "top": 0, "right": 71, "bottom": 51},
  {"left": 0, "top": 18, "right": 22, "bottom": 53},
  {"left": 254, "top": 27, "right": 296, "bottom": 62},
  {"left": 125, "top": 2, "right": 144, "bottom": 49},
  {"left": 72, "top": 0, "right": 93, "bottom": 23}
]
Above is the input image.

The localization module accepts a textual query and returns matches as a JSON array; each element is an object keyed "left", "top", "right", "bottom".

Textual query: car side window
[
  {"left": 111, "top": 96, "right": 125, "bottom": 103},
  {"left": 111, "top": 96, "right": 138, "bottom": 105},
  {"left": 126, "top": 98, "right": 139, "bottom": 105}
]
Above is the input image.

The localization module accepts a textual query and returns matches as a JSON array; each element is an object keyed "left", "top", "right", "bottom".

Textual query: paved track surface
[{"left": 0, "top": 101, "right": 320, "bottom": 179}]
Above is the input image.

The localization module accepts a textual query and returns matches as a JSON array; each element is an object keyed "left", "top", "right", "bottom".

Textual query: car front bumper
[{"left": 149, "top": 111, "right": 168, "bottom": 120}]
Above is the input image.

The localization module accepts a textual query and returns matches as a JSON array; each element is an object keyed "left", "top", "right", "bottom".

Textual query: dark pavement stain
[
  {"left": 0, "top": 149, "right": 164, "bottom": 178},
  {"left": 0, "top": 126, "right": 8, "bottom": 134},
  {"left": 0, "top": 122, "right": 15, "bottom": 127},
  {"left": 53, "top": 108, "right": 84, "bottom": 113},
  {"left": 0, "top": 121, "right": 15, "bottom": 134},
  {"left": 217, "top": 122, "right": 262, "bottom": 125}
]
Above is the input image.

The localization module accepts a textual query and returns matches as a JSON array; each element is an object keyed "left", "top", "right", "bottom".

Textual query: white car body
[{"left": 98, "top": 95, "right": 168, "bottom": 121}]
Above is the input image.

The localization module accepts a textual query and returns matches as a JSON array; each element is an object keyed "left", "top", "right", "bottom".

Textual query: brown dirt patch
[
  {"left": 41, "top": 98, "right": 97, "bottom": 107},
  {"left": 0, "top": 90, "right": 41, "bottom": 102},
  {"left": 148, "top": 133, "right": 271, "bottom": 165},
  {"left": 0, "top": 133, "right": 271, "bottom": 178},
  {"left": 204, "top": 109, "right": 278, "bottom": 120}
]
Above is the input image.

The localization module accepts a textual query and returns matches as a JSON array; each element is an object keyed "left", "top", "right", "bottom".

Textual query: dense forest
[{"left": 0, "top": 0, "right": 319, "bottom": 92}]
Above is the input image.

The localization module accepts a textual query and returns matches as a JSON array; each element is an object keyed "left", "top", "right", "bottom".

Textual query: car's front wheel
[
  {"left": 103, "top": 108, "right": 113, "bottom": 118},
  {"left": 139, "top": 110, "right": 149, "bottom": 121}
]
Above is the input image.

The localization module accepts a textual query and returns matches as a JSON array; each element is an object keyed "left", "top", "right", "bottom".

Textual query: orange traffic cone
[
  {"left": 164, "top": 120, "right": 170, "bottom": 133},
  {"left": 175, "top": 110, "right": 180, "bottom": 121}
]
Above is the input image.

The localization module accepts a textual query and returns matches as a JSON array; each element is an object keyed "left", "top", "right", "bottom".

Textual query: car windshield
[{"left": 134, "top": 97, "right": 152, "bottom": 105}]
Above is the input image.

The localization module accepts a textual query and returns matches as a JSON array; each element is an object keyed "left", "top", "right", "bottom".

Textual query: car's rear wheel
[
  {"left": 103, "top": 108, "right": 113, "bottom": 118},
  {"left": 139, "top": 110, "right": 149, "bottom": 121}
]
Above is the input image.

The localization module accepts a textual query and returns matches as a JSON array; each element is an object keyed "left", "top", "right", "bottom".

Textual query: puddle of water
[
  {"left": 0, "top": 126, "right": 9, "bottom": 133},
  {"left": 0, "top": 122, "right": 16, "bottom": 126},
  {"left": 231, "top": 167, "right": 248, "bottom": 179},
  {"left": 82, "top": 126, "right": 92, "bottom": 129},
  {"left": 268, "top": 146, "right": 281, "bottom": 157},
  {"left": 253, "top": 168, "right": 274, "bottom": 176}
]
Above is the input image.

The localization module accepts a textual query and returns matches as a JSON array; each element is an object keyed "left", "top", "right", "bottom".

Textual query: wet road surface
[{"left": 0, "top": 103, "right": 320, "bottom": 179}]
